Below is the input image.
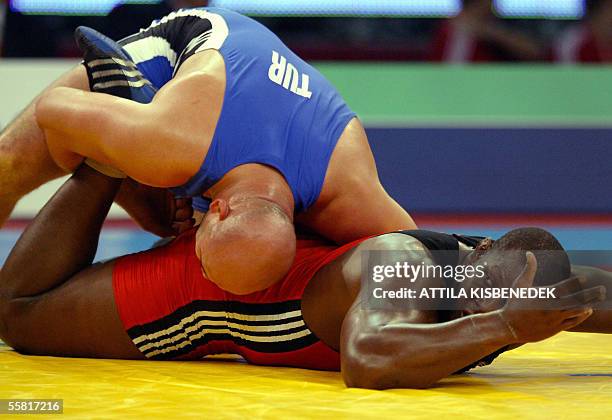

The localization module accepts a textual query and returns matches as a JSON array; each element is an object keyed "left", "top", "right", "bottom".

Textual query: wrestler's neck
[{"left": 205, "top": 163, "right": 295, "bottom": 219}]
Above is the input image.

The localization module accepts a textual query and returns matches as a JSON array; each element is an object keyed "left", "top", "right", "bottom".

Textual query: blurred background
[
  {"left": 2, "top": 0, "right": 611, "bottom": 62},
  {"left": 0, "top": 0, "right": 611, "bottom": 261}
]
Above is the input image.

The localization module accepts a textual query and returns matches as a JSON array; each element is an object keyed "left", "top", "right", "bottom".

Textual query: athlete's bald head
[{"left": 195, "top": 196, "right": 296, "bottom": 295}]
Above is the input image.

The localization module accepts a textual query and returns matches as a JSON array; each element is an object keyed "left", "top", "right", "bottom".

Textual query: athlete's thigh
[
  {"left": 0, "top": 65, "right": 90, "bottom": 186},
  {"left": 7, "top": 261, "right": 144, "bottom": 359}
]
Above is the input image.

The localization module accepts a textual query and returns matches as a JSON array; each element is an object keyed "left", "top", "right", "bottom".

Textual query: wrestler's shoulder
[
  {"left": 174, "top": 49, "right": 226, "bottom": 82},
  {"left": 356, "top": 232, "right": 428, "bottom": 253},
  {"left": 337, "top": 233, "right": 428, "bottom": 275},
  {"left": 328, "top": 233, "right": 430, "bottom": 296}
]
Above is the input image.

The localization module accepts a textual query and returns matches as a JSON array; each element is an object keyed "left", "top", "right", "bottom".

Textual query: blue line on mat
[{"left": 568, "top": 374, "right": 612, "bottom": 377}]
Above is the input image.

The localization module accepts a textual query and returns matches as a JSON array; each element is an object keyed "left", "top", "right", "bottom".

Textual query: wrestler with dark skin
[{"left": 0, "top": 166, "right": 609, "bottom": 389}]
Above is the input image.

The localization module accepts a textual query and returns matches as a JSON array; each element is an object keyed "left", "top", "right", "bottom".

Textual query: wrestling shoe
[{"left": 75, "top": 26, "right": 157, "bottom": 104}]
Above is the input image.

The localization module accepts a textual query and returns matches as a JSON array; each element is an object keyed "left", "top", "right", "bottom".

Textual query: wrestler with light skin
[
  {"left": 0, "top": 47, "right": 415, "bottom": 294},
  {"left": 1, "top": 165, "right": 610, "bottom": 389}
]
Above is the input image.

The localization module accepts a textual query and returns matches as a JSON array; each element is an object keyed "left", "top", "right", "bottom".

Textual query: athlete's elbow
[
  {"left": 341, "top": 359, "right": 387, "bottom": 390},
  {"left": 342, "top": 354, "right": 405, "bottom": 390},
  {"left": 341, "top": 332, "right": 395, "bottom": 389},
  {"left": 342, "top": 360, "right": 438, "bottom": 389},
  {"left": 341, "top": 333, "right": 439, "bottom": 389},
  {"left": 343, "top": 363, "right": 438, "bottom": 390}
]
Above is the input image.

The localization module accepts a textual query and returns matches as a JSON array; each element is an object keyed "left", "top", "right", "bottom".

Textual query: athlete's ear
[
  {"left": 475, "top": 238, "right": 494, "bottom": 255},
  {"left": 465, "top": 238, "right": 493, "bottom": 264},
  {"left": 209, "top": 198, "right": 230, "bottom": 221}
]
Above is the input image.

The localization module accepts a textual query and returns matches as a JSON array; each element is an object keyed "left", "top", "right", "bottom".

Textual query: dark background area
[{"left": 2, "top": 0, "right": 611, "bottom": 62}]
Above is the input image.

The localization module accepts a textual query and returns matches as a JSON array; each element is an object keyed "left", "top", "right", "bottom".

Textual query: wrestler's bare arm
[
  {"left": 339, "top": 241, "right": 601, "bottom": 389},
  {"left": 338, "top": 238, "right": 511, "bottom": 389},
  {"left": 35, "top": 51, "right": 224, "bottom": 188},
  {"left": 0, "top": 166, "right": 143, "bottom": 359}
]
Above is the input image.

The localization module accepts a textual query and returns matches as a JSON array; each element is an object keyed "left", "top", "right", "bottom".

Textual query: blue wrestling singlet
[{"left": 118, "top": 7, "right": 356, "bottom": 212}]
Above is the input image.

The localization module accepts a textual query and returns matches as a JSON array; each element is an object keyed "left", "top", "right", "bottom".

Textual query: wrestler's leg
[
  {"left": 0, "top": 61, "right": 189, "bottom": 236},
  {"left": 0, "top": 65, "right": 89, "bottom": 226},
  {"left": 0, "top": 261, "right": 143, "bottom": 359},
  {"left": 36, "top": 51, "right": 222, "bottom": 188},
  {"left": 0, "top": 165, "right": 143, "bottom": 359}
]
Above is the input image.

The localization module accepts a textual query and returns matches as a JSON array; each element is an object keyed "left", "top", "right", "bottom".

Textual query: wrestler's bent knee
[{"left": 0, "top": 299, "right": 21, "bottom": 351}]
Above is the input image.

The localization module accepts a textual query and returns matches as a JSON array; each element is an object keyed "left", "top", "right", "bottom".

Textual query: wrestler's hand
[
  {"left": 116, "top": 180, "right": 195, "bottom": 237},
  {"left": 172, "top": 197, "right": 196, "bottom": 234},
  {"left": 498, "top": 252, "right": 606, "bottom": 344}
]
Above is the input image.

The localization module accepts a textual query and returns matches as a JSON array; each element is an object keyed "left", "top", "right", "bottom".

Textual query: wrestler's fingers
[
  {"left": 173, "top": 219, "right": 196, "bottom": 234},
  {"left": 553, "top": 286, "right": 606, "bottom": 309},
  {"left": 560, "top": 306, "right": 594, "bottom": 319},
  {"left": 175, "top": 197, "right": 192, "bottom": 209},
  {"left": 560, "top": 308, "right": 594, "bottom": 330},
  {"left": 175, "top": 206, "right": 194, "bottom": 221},
  {"left": 550, "top": 276, "right": 587, "bottom": 298}
]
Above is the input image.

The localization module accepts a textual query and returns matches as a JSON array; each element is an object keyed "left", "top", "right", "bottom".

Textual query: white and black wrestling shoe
[{"left": 75, "top": 26, "right": 157, "bottom": 104}]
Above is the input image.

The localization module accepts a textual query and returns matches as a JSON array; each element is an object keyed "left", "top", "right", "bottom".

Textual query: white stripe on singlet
[
  {"left": 132, "top": 309, "right": 304, "bottom": 345},
  {"left": 92, "top": 79, "right": 151, "bottom": 90},
  {"left": 121, "top": 10, "right": 229, "bottom": 71},
  {"left": 122, "top": 36, "right": 178, "bottom": 67},
  {"left": 142, "top": 328, "right": 312, "bottom": 358},
  {"left": 146, "top": 8, "right": 230, "bottom": 53},
  {"left": 88, "top": 57, "right": 138, "bottom": 69},
  {"left": 91, "top": 68, "right": 143, "bottom": 78}
]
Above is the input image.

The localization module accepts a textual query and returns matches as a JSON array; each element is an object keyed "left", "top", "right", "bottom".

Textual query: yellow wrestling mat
[{"left": 1, "top": 332, "right": 611, "bottom": 419}]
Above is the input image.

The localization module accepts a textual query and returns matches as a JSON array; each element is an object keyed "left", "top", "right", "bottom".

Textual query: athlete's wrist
[{"left": 475, "top": 310, "right": 518, "bottom": 348}]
